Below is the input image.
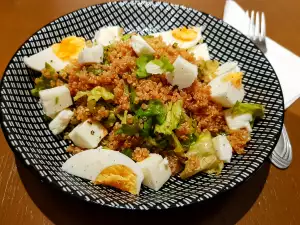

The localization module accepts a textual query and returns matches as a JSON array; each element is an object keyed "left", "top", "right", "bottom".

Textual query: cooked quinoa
[{"left": 32, "top": 35, "right": 260, "bottom": 177}]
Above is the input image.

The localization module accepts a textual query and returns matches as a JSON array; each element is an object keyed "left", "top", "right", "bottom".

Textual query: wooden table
[{"left": 1, "top": 0, "right": 300, "bottom": 224}]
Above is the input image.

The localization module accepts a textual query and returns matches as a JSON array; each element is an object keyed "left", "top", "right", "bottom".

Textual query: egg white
[{"left": 62, "top": 148, "right": 144, "bottom": 193}]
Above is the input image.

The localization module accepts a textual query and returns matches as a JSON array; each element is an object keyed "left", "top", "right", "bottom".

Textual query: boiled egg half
[
  {"left": 152, "top": 27, "right": 202, "bottom": 49},
  {"left": 62, "top": 148, "right": 144, "bottom": 195},
  {"left": 24, "top": 36, "right": 85, "bottom": 71}
]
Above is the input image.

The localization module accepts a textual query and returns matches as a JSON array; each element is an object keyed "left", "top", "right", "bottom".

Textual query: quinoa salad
[{"left": 24, "top": 26, "right": 264, "bottom": 195}]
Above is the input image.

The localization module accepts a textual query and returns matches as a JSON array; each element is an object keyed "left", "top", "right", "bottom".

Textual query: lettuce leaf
[
  {"left": 136, "top": 100, "right": 166, "bottom": 125},
  {"left": 121, "top": 33, "right": 132, "bottom": 41},
  {"left": 116, "top": 124, "right": 140, "bottom": 136},
  {"left": 74, "top": 86, "right": 114, "bottom": 109},
  {"left": 150, "top": 56, "right": 174, "bottom": 73},
  {"left": 136, "top": 54, "right": 154, "bottom": 78},
  {"left": 231, "top": 101, "right": 264, "bottom": 119},
  {"left": 180, "top": 131, "right": 224, "bottom": 179},
  {"left": 31, "top": 63, "right": 55, "bottom": 96},
  {"left": 103, "top": 112, "right": 116, "bottom": 128},
  {"left": 155, "top": 100, "right": 183, "bottom": 135}
]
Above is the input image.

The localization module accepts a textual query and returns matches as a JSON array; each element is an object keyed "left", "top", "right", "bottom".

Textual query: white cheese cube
[
  {"left": 145, "top": 61, "right": 164, "bottom": 74},
  {"left": 209, "top": 76, "right": 245, "bottom": 107},
  {"left": 69, "top": 120, "right": 108, "bottom": 149},
  {"left": 49, "top": 109, "right": 74, "bottom": 135},
  {"left": 212, "top": 135, "right": 233, "bottom": 163},
  {"left": 78, "top": 45, "right": 104, "bottom": 64},
  {"left": 39, "top": 85, "right": 73, "bottom": 118},
  {"left": 189, "top": 43, "right": 210, "bottom": 61},
  {"left": 93, "top": 26, "right": 123, "bottom": 46},
  {"left": 24, "top": 47, "right": 68, "bottom": 71},
  {"left": 166, "top": 55, "right": 198, "bottom": 89},
  {"left": 131, "top": 35, "right": 155, "bottom": 56},
  {"left": 137, "top": 154, "right": 171, "bottom": 191},
  {"left": 224, "top": 109, "right": 252, "bottom": 132},
  {"left": 216, "top": 62, "right": 240, "bottom": 77}
]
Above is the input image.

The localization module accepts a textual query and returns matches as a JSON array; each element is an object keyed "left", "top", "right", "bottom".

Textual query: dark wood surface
[{"left": 1, "top": 0, "right": 300, "bottom": 224}]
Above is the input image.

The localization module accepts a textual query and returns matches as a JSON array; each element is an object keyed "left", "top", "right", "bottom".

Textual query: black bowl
[{"left": 0, "top": 0, "right": 284, "bottom": 210}]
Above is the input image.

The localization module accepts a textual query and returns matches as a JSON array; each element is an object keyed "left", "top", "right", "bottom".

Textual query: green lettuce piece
[
  {"left": 73, "top": 86, "right": 114, "bottom": 109},
  {"left": 31, "top": 63, "right": 55, "bottom": 97},
  {"left": 73, "top": 86, "right": 114, "bottom": 111},
  {"left": 180, "top": 131, "right": 223, "bottom": 179},
  {"left": 89, "top": 86, "right": 114, "bottom": 101},
  {"left": 136, "top": 54, "right": 154, "bottom": 78},
  {"left": 151, "top": 56, "right": 174, "bottom": 73},
  {"left": 136, "top": 100, "right": 166, "bottom": 125},
  {"left": 231, "top": 101, "right": 264, "bottom": 119},
  {"left": 103, "top": 112, "right": 116, "bottom": 128},
  {"left": 198, "top": 60, "right": 219, "bottom": 81},
  {"left": 181, "top": 133, "right": 197, "bottom": 149},
  {"left": 121, "top": 148, "right": 133, "bottom": 158},
  {"left": 121, "top": 33, "right": 132, "bottom": 41},
  {"left": 87, "top": 67, "right": 102, "bottom": 75},
  {"left": 205, "top": 160, "right": 224, "bottom": 175},
  {"left": 155, "top": 100, "right": 183, "bottom": 135},
  {"left": 45, "top": 62, "right": 56, "bottom": 75},
  {"left": 171, "top": 132, "right": 184, "bottom": 154},
  {"left": 116, "top": 124, "right": 140, "bottom": 136}
]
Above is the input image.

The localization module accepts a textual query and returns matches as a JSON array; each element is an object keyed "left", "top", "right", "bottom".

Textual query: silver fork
[{"left": 246, "top": 10, "right": 292, "bottom": 169}]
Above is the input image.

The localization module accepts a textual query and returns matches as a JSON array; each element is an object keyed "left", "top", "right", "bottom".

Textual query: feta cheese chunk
[
  {"left": 93, "top": 26, "right": 123, "bottom": 46},
  {"left": 188, "top": 43, "right": 210, "bottom": 61},
  {"left": 69, "top": 120, "right": 108, "bottom": 149},
  {"left": 209, "top": 76, "right": 245, "bottom": 107},
  {"left": 137, "top": 154, "right": 171, "bottom": 191},
  {"left": 212, "top": 135, "right": 233, "bottom": 163},
  {"left": 78, "top": 45, "right": 104, "bottom": 64},
  {"left": 224, "top": 109, "right": 252, "bottom": 132},
  {"left": 24, "top": 47, "right": 68, "bottom": 71},
  {"left": 216, "top": 62, "right": 240, "bottom": 77},
  {"left": 39, "top": 85, "right": 73, "bottom": 118},
  {"left": 166, "top": 55, "right": 198, "bottom": 89},
  {"left": 145, "top": 61, "right": 164, "bottom": 74},
  {"left": 49, "top": 109, "right": 74, "bottom": 135},
  {"left": 131, "top": 35, "right": 155, "bottom": 56}
]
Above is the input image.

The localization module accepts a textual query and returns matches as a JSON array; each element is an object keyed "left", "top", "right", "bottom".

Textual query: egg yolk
[
  {"left": 94, "top": 164, "right": 138, "bottom": 195},
  {"left": 172, "top": 27, "right": 197, "bottom": 42},
  {"left": 222, "top": 72, "right": 243, "bottom": 88},
  {"left": 52, "top": 36, "right": 85, "bottom": 61}
]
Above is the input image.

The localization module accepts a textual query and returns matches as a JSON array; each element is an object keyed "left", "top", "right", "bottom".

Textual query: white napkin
[{"left": 223, "top": 0, "right": 300, "bottom": 109}]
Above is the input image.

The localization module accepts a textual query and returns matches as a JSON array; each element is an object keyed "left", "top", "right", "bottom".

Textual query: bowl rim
[{"left": 0, "top": 0, "right": 284, "bottom": 210}]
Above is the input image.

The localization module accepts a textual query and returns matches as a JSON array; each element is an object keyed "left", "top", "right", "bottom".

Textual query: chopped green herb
[
  {"left": 136, "top": 100, "right": 166, "bottom": 125},
  {"left": 140, "top": 117, "right": 153, "bottom": 137},
  {"left": 55, "top": 96, "right": 59, "bottom": 105},
  {"left": 121, "top": 148, "right": 133, "bottom": 158}
]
